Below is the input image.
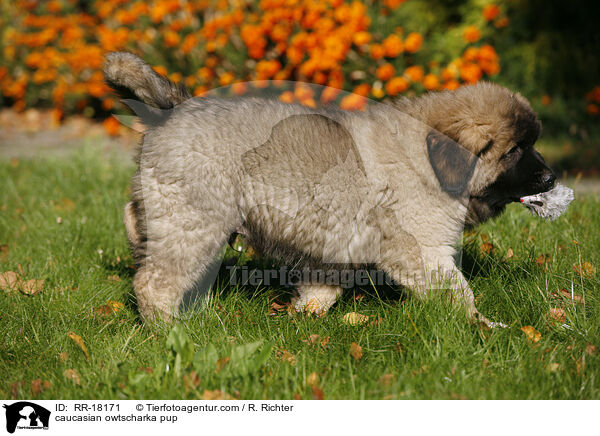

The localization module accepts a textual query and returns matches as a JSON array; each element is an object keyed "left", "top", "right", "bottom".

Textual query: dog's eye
[{"left": 502, "top": 145, "right": 521, "bottom": 159}]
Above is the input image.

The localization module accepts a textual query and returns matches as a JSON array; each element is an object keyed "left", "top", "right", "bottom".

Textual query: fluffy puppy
[{"left": 104, "top": 52, "right": 555, "bottom": 327}]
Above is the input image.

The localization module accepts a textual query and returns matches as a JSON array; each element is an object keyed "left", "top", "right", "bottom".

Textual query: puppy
[{"left": 104, "top": 52, "right": 555, "bottom": 327}]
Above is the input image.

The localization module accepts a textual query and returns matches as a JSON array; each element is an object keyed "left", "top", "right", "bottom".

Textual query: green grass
[{"left": 1, "top": 147, "right": 599, "bottom": 400}]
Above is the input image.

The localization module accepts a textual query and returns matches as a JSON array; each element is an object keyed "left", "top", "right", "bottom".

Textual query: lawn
[{"left": 1, "top": 147, "right": 599, "bottom": 400}]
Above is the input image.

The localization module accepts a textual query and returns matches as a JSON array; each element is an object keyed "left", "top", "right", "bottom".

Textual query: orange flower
[
  {"left": 169, "top": 72, "right": 182, "bottom": 83},
  {"left": 353, "top": 83, "right": 371, "bottom": 97},
  {"left": 181, "top": 34, "right": 199, "bottom": 54},
  {"left": 279, "top": 91, "right": 295, "bottom": 104},
  {"left": 194, "top": 85, "right": 208, "bottom": 97},
  {"left": 88, "top": 80, "right": 108, "bottom": 97},
  {"left": 586, "top": 86, "right": 600, "bottom": 103},
  {"left": 294, "top": 83, "right": 314, "bottom": 101},
  {"left": 587, "top": 104, "right": 599, "bottom": 116},
  {"left": 404, "top": 65, "right": 424, "bottom": 82},
  {"left": 153, "top": 65, "right": 168, "bottom": 76},
  {"left": 441, "top": 66, "right": 457, "bottom": 81},
  {"left": 404, "top": 32, "right": 423, "bottom": 53},
  {"left": 103, "top": 117, "right": 121, "bottom": 136},
  {"left": 423, "top": 74, "right": 440, "bottom": 90},
  {"left": 443, "top": 80, "right": 460, "bottom": 90},
  {"left": 463, "top": 26, "right": 481, "bottom": 43},
  {"left": 482, "top": 4, "right": 500, "bottom": 21},
  {"left": 231, "top": 82, "right": 248, "bottom": 95},
  {"left": 462, "top": 47, "right": 479, "bottom": 62},
  {"left": 371, "top": 85, "right": 385, "bottom": 99},
  {"left": 495, "top": 17, "right": 510, "bottom": 28},
  {"left": 385, "top": 0, "right": 407, "bottom": 9},
  {"left": 370, "top": 44, "right": 385, "bottom": 60},
  {"left": 353, "top": 31, "right": 371, "bottom": 46},
  {"left": 164, "top": 31, "right": 181, "bottom": 47},
  {"left": 460, "top": 62, "right": 482, "bottom": 83},
  {"left": 376, "top": 64, "right": 396, "bottom": 81},
  {"left": 256, "top": 60, "right": 281, "bottom": 79},
  {"left": 385, "top": 77, "right": 409, "bottom": 95},
  {"left": 541, "top": 95, "right": 551, "bottom": 106},
  {"left": 321, "top": 86, "right": 341, "bottom": 103},
  {"left": 340, "top": 94, "right": 367, "bottom": 111},
  {"left": 300, "top": 98, "right": 317, "bottom": 108},
  {"left": 382, "top": 34, "right": 404, "bottom": 57},
  {"left": 286, "top": 46, "right": 304, "bottom": 65},
  {"left": 219, "top": 72, "right": 235, "bottom": 86}
]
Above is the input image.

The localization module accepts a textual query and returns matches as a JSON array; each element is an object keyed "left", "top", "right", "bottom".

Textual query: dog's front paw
[{"left": 291, "top": 284, "right": 343, "bottom": 317}]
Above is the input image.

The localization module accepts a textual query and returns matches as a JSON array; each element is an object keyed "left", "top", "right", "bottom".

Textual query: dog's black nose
[{"left": 542, "top": 171, "right": 556, "bottom": 189}]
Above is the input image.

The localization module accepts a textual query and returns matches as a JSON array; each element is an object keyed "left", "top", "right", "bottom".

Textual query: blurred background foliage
[{"left": 0, "top": 0, "right": 598, "bottom": 172}]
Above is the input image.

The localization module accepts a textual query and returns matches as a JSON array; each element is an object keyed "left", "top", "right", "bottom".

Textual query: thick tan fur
[{"left": 104, "top": 52, "right": 554, "bottom": 327}]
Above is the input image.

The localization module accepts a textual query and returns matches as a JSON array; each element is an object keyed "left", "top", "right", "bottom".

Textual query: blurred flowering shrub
[{"left": 0, "top": 0, "right": 513, "bottom": 118}]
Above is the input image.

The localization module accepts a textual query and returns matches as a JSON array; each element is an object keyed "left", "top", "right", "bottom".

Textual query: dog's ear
[{"left": 426, "top": 130, "right": 477, "bottom": 197}]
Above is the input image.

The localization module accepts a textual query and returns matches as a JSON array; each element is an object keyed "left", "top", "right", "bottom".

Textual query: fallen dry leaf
[
  {"left": 0, "top": 271, "right": 20, "bottom": 291},
  {"left": 547, "top": 363, "right": 561, "bottom": 372},
  {"left": 95, "top": 305, "right": 113, "bottom": 317},
  {"left": 9, "top": 381, "right": 25, "bottom": 399},
  {"left": 311, "top": 385, "right": 324, "bottom": 400},
  {"left": 0, "top": 244, "right": 8, "bottom": 261},
  {"left": 479, "top": 242, "right": 494, "bottom": 255},
  {"left": 521, "top": 326, "right": 542, "bottom": 343},
  {"left": 303, "top": 334, "right": 320, "bottom": 345},
  {"left": 378, "top": 373, "right": 394, "bottom": 386},
  {"left": 138, "top": 367, "right": 153, "bottom": 374},
  {"left": 534, "top": 254, "right": 552, "bottom": 271},
  {"left": 343, "top": 312, "right": 369, "bottom": 326},
  {"left": 349, "top": 342, "right": 363, "bottom": 361},
  {"left": 268, "top": 300, "right": 289, "bottom": 315},
  {"left": 585, "top": 344, "right": 597, "bottom": 356},
  {"left": 573, "top": 262, "right": 595, "bottom": 278},
  {"left": 107, "top": 275, "right": 120, "bottom": 282},
  {"left": 277, "top": 350, "right": 296, "bottom": 365},
  {"left": 107, "top": 300, "right": 124, "bottom": 311},
  {"left": 505, "top": 248, "right": 514, "bottom": 259},
  {"left": 306, "top": 372, "right": 319, "bottom": 387},
  {"left": 59, "top": 352, "right": 69, "bottom": 362},
  {"left": 64, "top": 368, "right": 81, "bottom": 385},
  {"left": 183, "top": 371, "right": 201, "bottom": 391},
  {"left": 95, "top": 300, "right": 124, "bottom": 317},
  {"left": 216, "top": 357, "right": 230, "bottom": 373},
  {"left": 31, "top": 379, "right": 51, "bottom": 397},
  {"left": 201, "top": 389, "right": 232, "bottom": 400},
  {"left": 320, "top": 336, "right": 330, "bottom": 349},
  {"left": 547, "top": 308, "right": 566, "bottom": 323},
  {"left": 20, "top": 279, "right": 44, "bottom": 295},
  {"left": 552, "top": 289, "right": 585, "bottom": 304},
  {"left": 68, "top": 332, "right": 90, "bottom": 359}
]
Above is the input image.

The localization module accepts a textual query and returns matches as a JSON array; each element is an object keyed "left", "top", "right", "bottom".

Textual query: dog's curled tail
[{"left": 103, "top": 51, "right": 191, "bottom": 109}]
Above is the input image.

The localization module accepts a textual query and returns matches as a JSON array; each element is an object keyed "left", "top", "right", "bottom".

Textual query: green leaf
[{"left": 193, "top": 343, "right": 218, "bottom": 371}]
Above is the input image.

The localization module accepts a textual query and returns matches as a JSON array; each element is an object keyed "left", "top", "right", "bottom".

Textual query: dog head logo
[{"left": 3, "top": 402, "right": 50, "bottom": 433}]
